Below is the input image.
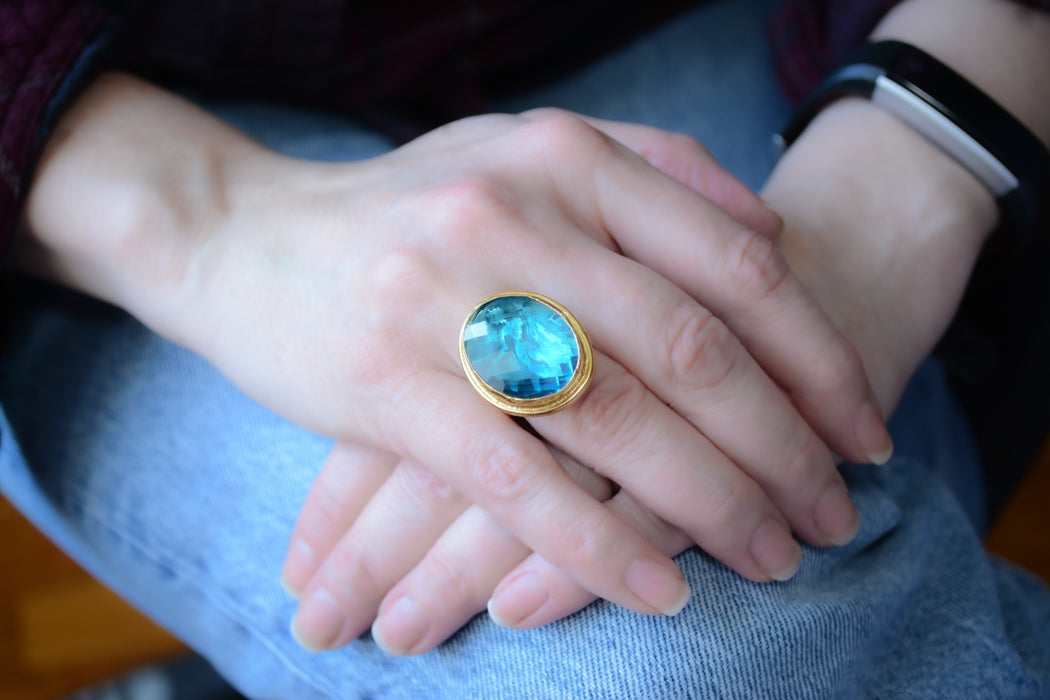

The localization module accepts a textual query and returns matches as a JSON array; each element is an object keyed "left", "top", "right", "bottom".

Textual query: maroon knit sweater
[{"left": 2, "top": 0, "right": 1048, "bottom": 260}]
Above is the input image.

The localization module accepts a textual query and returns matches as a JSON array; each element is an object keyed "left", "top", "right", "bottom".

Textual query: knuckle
[
  {"left": 354, "top": 248, "right": 441, "bottom": 387},
  {"left": 570, "top": 367, "right": 650, "bottom": 460},
  {"left": 309, "top": 477, "right": 352, "bottom": 536},
  {"left": 662, "top": 299, "right": 740, "bottom": 390},
  {"left": 553, "top": 511, "right": 608, "bottom": 571},
  {"left": 614, "top": 494, "right": 676, "bottom": 543},
  {"left": 517, "top": 111, "right": 609, "bottom": 160},
  {"left": 779, "top": 433, "right": 821, "bottom": 487},
  {"left": 519, "top": 106, "right": 570, "bottom": 121},
  {"left": 466, "top": 434, "right": 544, "bottom": 507},
  {"left": 394, "top": 175, "right": 524, "bottom": 252},
  {"left": 399, "top": 459, "right": 459, "bottom": 510},
  {"left": 659, "top": 132, "right": 711, "bottom": 163},
  {"left": 792, "top": 339, "right": 868, "bottom": 419},
  {"left": 430, "top": 176, "right": 521, "bottom": 233},
  {"left": 700, "top": 477, "right": 761, "bottom": 534},
  {"left": 660, "top": 134, "right": 715, "bottom": 181},
  {"left": 327, "top": 542, "right": 382, "bottom": 594},
  {"left": 419, "top": 544, "right": 478, "bottom": 603},
  {"left": 719, "top": 228, "right": 792, "bottom": 301},
  {"left": 675, "top": 131, "right": 711, "bottom": 157},
  {"left": 366, "top": 245, "right": 438, "bottom": 312}
]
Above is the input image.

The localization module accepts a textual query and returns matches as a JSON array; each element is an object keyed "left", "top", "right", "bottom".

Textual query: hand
[
  {"left": 765, "top": 99, "right": 998, "bottom": 414},
  {"left": 284, "top": 0, "right": 1048, "bottom": 656},
  {"left": 276, "top": 112, "right": 879, "bottom": 654},
  {"left": 22, "top": 75, "right": 889, "bottom": 639},
  {"left": 282, "top": 440, "right": 639, "bottom": 654},
  {"left": 281, "top": 96, "right": 1007, "bottom": 656}
]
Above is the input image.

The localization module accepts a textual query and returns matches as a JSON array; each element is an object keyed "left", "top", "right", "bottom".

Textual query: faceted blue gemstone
[{"left": 463, "top": 295, "right": 580, "bottom": 400}]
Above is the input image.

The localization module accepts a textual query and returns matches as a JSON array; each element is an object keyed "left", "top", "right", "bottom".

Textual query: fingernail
[
  {"left": 372, "top": 596, "right": 429, "bottom": 655},
  {"left": 281, "top": 539, "right": 317, "bottom": 599},
  {"left": 816, "top": 481, "right": 861, "bottom": 546},
  {"left": 291, "top": 588, "right": 346, "bottom": 652},
  {"left": 488, "top": 572, "right": 550, "bottom": 628},
  {"left": 625, "top": 557, "right": 690, "bottom": 615},
  {"left": 760, "top": 206, "right": 785, "bottom": 241},
  {"left": 749, "top": 519, "right": 802, "bottom": 581},
  {"left": 856, "top": 400, "right": 894, "bottom": 465}
]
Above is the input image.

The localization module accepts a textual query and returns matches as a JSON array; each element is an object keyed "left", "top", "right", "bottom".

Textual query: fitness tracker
[{"left": 775, "top": 40, "right": 1050, "bottom": 242}]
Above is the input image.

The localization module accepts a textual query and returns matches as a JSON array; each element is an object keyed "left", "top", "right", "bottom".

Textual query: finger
[
  {"left": 536, "top": 110, "right": 783, "bottom": 239},
  {"left": 371, "top": 447, "right": 614, "bottom": 655},
  {"left": 400, "top": 109, "right": 783, "bottom": 241},
  {"left": 291, "top": 457, "right": 468, "bottom": 651},
  {"left": 386, "top": 198, "right": 850, "bottom": 560},
  {"left": 509, "top": 232, "right": 857, "bottom": 548},
  {"left": 531, "top": 114, "right": 892, "bottom": 466},
  {"left": 490, "top": 489, "right": 694, "bottom": 630},
  {"left": 378, "top": 369, "right": 692, "bottom": 618},
  {"left": 281, "top": 443, "right": 397, "bottom": 597},
  {"left": 370, "top": 506, "right": 526, "bottom": 655},
  {"left": 532, "top": 355, "right": 809, "bottom": 579}
]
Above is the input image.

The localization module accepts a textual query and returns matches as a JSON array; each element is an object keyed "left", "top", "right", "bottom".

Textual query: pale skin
[
  {"left": 21, "top": 89, "right": 881, "bottom": 634},
  {"left": 22, "top": 88, "right": 875, "bottom": 609},
  {"left": 16, "top": 0, "right": 1048, "bottom": 660},
  {"left": 279, "top": 0, "right": 1050, "bottom": 654}
]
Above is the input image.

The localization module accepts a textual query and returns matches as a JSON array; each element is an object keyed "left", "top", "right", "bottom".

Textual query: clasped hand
[
  {"left": 17, "top": 66, "right": 999, "bottom": 663},
  {"left": 19, "top": 77, "right": 890, "bottom": 656},
  {"left": 235, "top": 110, "right": 894, "bottom": 654}
]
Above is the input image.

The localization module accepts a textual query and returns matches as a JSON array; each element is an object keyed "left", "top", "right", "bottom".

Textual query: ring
[{"left": 460, "top": 292, "right": 594, "bottom": 416}]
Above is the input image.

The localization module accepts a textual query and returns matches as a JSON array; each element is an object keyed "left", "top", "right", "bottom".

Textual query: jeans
[{"left": 3, "top": 0, "right": 1050, "bottom": 697}]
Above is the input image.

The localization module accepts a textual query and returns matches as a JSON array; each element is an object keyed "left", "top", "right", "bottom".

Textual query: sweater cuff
[{"left": 0, "top": 1, "right": 113, "bottom": 264}]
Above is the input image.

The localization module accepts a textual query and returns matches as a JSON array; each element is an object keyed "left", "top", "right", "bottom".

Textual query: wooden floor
[
  {"left": 984, "top": 437, "right": 1050, "bottom": 582},
  {"left": 3, "top": 440, "right": 1050, "bottom": 700},
  {"left": 0, "top": 502, "right": 187, "bottom": 700}
]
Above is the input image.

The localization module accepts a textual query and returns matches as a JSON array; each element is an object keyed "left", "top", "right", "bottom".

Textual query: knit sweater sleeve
[
  {"left": 768, "top": 0, "right": 1050, "bottom": 103},
  {"left": 0, "top": 1, "right": 111, "bottom": 261},
  {"left": 4, "top": 0, "right": 1050, "bottom": 264}
]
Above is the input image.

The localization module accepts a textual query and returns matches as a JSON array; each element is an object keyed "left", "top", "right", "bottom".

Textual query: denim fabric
[{"left": 3, "top": 0, "right": 1049, "bottom": 697}]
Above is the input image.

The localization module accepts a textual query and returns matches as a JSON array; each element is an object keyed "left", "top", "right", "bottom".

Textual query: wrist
[
  {"left": 18, "top": 73, "right": 276, "bottom": 346},
  {"left": 767, "top": 0, "right": 1050, "bottom": 414},
  {"left": 763, "top": 98, "right": 997, "bottom": 411}
]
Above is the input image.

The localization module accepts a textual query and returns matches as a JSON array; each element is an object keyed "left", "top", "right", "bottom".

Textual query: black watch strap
[{"left": 775, "top": 40, "right": 1050, "bottom": 243}]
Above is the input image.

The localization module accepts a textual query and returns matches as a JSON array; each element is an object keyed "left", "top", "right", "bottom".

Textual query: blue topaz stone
[
  {"left": 460, "top": 292, "right": 593, "bottom": 416},
  {"left": 464, "top": 296, "right": 578, "bottom": 399}
]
